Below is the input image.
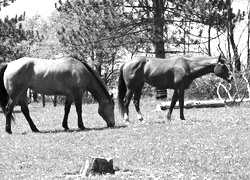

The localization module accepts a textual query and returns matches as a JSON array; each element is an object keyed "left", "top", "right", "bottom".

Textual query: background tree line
[{"left": 1, "top": 0, "right": 249, "bottom": 101}]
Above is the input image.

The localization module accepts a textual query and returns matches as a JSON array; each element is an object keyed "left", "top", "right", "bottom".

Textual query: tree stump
[{"left": 81, "top": 157, "right": 114, "bottom": 176}]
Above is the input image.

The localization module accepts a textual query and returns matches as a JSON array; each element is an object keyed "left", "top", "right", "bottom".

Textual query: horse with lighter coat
[{"left": 0, "top": 57, "right": 115, "bottom": 133}]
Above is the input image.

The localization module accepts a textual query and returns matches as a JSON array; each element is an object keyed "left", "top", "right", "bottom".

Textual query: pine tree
[
  {"left": 0, "top": 0, "right": 37, "bottom": 62},
  {"left": 56, "top": 0, "right": 132, "bottom": 87}
]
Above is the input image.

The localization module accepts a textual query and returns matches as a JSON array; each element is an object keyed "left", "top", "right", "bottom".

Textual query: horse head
[
  {"left": 214, "top": 54, "right": 233, "bottom": 83},
  {"left": 98, "top": 94, "right": 115, "bottom": 127}
]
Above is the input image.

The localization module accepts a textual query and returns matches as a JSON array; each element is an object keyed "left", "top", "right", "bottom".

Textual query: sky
[
  {"left": 0, "top": 0, "right": 59, "bottom": 19},
  {"left": 0, "top": 0, "right": 247, "bottom": 19}
]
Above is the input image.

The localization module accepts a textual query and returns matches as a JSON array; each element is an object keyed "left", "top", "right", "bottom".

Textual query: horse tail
[
  {"left": 0, "top": 64, "right": 8, "bottom": 115},
  {"left": 117, "top": 64, "right": 126, "bottom": 116}
]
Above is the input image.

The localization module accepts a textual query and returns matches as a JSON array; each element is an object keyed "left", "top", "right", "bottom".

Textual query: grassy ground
[{"left": 1, "top": 98, "right": 250, "bottom": 179}]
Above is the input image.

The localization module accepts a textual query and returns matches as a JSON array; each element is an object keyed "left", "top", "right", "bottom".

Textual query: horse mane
[{"left": 70, "top": 56, "right": 112, "bottom": 101}]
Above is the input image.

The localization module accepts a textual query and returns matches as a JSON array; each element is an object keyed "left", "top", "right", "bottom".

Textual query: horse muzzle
[{"left": 107, "top": 122, "right": 115, "bottom": 128}]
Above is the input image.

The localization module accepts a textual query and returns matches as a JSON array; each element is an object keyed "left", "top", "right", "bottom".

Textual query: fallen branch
[
  {"left": 217, "top": 79, "right": 233, "bottom": 102},
  {"left": 242, "top": 72, "right": 250, "bottom": 98},
  {"left": 155, "top": 99, "right": 250, "bottom": 111}
]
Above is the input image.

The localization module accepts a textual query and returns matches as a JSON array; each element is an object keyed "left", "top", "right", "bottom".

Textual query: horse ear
[
  {"left": 218, "top": 54, "right": 221, "bottom": 59},
  {"left": 217, "top": 44, "right": 226, "bottom": 60},
  {"left": 218, "top": 53, "right": 226, "bottom": 64}
]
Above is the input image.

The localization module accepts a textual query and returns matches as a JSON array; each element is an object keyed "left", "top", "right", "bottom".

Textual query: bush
[{"left": 186, "top": 74, "right": 222, "bottom": 100}]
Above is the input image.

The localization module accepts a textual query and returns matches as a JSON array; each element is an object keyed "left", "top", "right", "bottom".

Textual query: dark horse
[
  {"left": 0, "top": 57, "right": 115, "bottom": 133},
  {"left": 118, "top": 55, "right": 233, "bottom": 123}
]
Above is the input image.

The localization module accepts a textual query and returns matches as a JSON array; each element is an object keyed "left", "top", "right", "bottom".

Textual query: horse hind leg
[
  {"left": 178, "top": 88, "right": 185, "bottom": 120},
  {"left": 19, "top": 93, "right": 39, "bottom": 132},
  {"left": 123, "top": 89, "right": 134, "bottom": 124},
  {"left": 73, "top": 91, "right": 85, "bottom": 130},
  {"left": 133, "top": 83, "right": 144, "bottom": 122},
  {"left": 167, "top": 89, "right": 179, "bottom": 121}
]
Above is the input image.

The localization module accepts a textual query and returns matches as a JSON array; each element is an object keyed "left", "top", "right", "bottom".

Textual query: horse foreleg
[
  {"left": 19, "top": 101, "right": 39, "bottom": 132},
  {"left": 178, "top": 88, "right": 185, "bottom": 120},
  {"left": 19, "top": 93, "right": 39, "bottom": 132},
  {"left": 123, "top": 90, "right": 133, "bottom": 123},
  {"left": 73, "top": 92, "right": 85, "bottom": 130},
  {"left": 167, "top": 90, "right": 179, "bottom": 121},
  {"left": 62, "top": 96, "right": 73, "bottom": 130},
  {"left": 133, "top": 83, "right": 144, "bottom": 122}
]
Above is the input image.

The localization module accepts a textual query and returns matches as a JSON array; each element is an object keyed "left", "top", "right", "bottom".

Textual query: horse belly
[
  {"left": 145, "top": 76, "right": 176, "bottom": 89},
  {"left": 144, "top": 67, "right": 176, "bottom": 89},
  {"left": 29, "top": 78, "right": 72, "bottom": 96}
]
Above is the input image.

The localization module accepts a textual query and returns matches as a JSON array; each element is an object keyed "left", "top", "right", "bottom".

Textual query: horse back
[
  {"left": 4, "top": 57, "right": 91, "bottom": 96},
  {"left": 123, "top": 56, "right": 190, "bottom": 89},
  {"left": 144, "top": 57, "right": 190, "bottom": 89},
  {"left": 31, "top": 57, "right": 91, "bottom": 95}
]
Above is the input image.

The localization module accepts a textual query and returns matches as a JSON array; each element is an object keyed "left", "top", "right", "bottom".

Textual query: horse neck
[
  {"left": 189, "top": 57, "right": 218, "bottom": 79},
  {"left": 87, "top": 76, "right": 110, "bottom": 104}
]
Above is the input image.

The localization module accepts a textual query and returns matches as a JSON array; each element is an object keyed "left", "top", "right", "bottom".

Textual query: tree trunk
[
  {"left": 153, "top": 0, "right": 167, "bottom": 99},
  {"left": 248, "top": 9, "right": 250, "bottom": 67},
  {"left": 228, "top": 24, "right": 240, "bottom": 71},
  {"left": 227, "top": 1, "right": 241, "bottom": 71},
  {"left": 208, "top": 25, "right": 211, "bottom": 56},
  {"left": 153, "top": 0, "right": 165, "bottom": 58}
]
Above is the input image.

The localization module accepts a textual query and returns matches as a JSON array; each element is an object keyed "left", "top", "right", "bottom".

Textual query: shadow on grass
[
  {"left": 146, "top": 121, "right": 166, "bottom": 125},
  {"left": 19, "top": 125, "right": 127, "bottom": 135},
  {"left": 0, "top": 110, "right": 22, "bottom": 114}
]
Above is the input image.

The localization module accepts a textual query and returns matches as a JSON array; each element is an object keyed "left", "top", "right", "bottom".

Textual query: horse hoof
[
  {"left": 6, "top": 129, "right": 12, "bottom": 134},
  {"left": 32, "top": 129, "right": 40, "bottom": 133},
  {"left": 63, "top": 125, "right": 69, "bottom": 130},
  {"left": 180, "top": 116, "right": 186, "bottom": 121},
  {"left": 138, "top": 117, "right": 144, "bottom": 122},
  {"left": 137, "top": 114, "right": 143, "bottom": 121},
  {"left": 140, "top": 120, "right": 146, "bottom": 124},
  {"left": 79, "top": 126, "right": 85, "bottom": 130},
  {"left": 124, "top": 118, "right": 130, "bottom": 125},
  {"left": 124, "top": 119, "right": 130, "bottom": 126},
  {"left": 139, "top": 118, "right": 145, "bottom": 124},
  {"left": 125, "top": 121, "right": 130, "bottom": 126}
]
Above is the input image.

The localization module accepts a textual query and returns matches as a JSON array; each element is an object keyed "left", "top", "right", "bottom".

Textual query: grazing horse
[
  {"left": 118, "top": 54, "right": 233, "bottom": 123},
  {"left": 0, "top": 57, "right": 115, "bottom": 133}
]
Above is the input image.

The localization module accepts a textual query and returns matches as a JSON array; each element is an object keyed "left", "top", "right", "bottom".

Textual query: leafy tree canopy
[
  {"left": 0, "top": 0, "right": 39, "bottom": 62},
  {"left": 56, "top": 0, "right": 145, "bottom": 87}
]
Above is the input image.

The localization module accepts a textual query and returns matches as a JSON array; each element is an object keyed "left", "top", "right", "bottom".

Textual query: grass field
[{"left": 1, "top": 98, "right": 250, "bottom": 179}]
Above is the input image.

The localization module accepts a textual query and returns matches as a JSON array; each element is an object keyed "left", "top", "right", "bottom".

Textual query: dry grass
[{"left": 1, "top": 99, "right": 250, "bottom": 179}]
